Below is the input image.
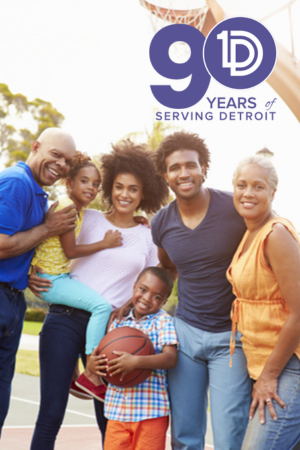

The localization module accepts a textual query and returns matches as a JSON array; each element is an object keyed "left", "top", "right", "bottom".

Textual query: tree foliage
[
  {"left": 120, "top": 116, "right": 177, "bottom": 152},
  {"left": 0, "top": 83, "right": 64, "bottom": 167},
  {"left": 146, "top": 120, "right": 173, "bottom": 151}
]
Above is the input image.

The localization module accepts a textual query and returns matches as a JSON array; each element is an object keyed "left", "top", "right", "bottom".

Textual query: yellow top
[
  {"left": 227, "top": 217, "right": 300, "bottom": 380},
  {"left": 31, "top": 196, "right": 84, "bottom": 275}
]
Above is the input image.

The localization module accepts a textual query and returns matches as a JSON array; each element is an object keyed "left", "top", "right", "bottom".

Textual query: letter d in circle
[
  {"left": 204, "top": 17, "right": 277, "bottom": 89},
  {"left": 217, "top": 30, "right": 263, "bottom": 76}
]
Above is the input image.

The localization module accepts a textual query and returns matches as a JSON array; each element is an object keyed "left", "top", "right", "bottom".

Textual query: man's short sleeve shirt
[
  {"left": 0, "top": 162, "right": 48, "bottom": 289},
  {"left": 151, "top": 188, "right": 246, "bottom": 332}
]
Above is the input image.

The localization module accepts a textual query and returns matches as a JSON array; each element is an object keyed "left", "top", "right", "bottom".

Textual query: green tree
[
  {"left": 0, "top": 84, "right": 65, "bottom": 200},
  {"left": 146, "top": 120, "right": 173, "bottom": 151},
  {"left": 121, "top": 111, "right": 178, "bottom": 152},
  {"left": 0, "top": 84, "right": 64, "bottom": 167}
]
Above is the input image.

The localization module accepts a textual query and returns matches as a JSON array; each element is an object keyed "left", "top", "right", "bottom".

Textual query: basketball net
[{"left": 139, "top": 0, "right": 209, "bottom": 62}]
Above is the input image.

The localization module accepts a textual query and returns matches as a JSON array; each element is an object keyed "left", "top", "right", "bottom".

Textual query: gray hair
[{"left": 232, "top": 155, "right": 278, "bottom": 190}]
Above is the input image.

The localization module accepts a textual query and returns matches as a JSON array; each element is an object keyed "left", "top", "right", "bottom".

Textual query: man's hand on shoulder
[
  {"left": 44, "top": 201, "right": 77, "bottom": 237},
  {"left": 134, "top": 215, "right": 150, "bottom": 228}
]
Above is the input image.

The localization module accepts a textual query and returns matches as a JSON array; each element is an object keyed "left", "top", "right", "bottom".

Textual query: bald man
[{"left": 0, "top": 128, "right": 77, "bottom": 433}]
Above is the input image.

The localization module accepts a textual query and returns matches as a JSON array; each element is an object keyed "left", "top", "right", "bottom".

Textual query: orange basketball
[{"left": 97, "top": 326, "right": 155, "bottom": 388}]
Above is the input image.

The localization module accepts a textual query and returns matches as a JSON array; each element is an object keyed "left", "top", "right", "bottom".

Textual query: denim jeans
[
  {"left": 168, "top": 317, "right": 252, "bottom": 450},
  {"left": 242, "top": 355, "right": 300, "bottom": 450},
  {"left": 0, "top": 286, "right": 26, "bottom": 435},
  {"left": 30, "top": 304, "right": 107, "bottom": 450}
]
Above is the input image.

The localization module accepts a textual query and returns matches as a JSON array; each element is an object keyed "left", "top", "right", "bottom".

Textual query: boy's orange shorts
[{"left": 104, "top": 415, "right": 169, "bottom": 450}]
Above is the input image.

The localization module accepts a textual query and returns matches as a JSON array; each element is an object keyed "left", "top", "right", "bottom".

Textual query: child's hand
[
  {"left": 107, "top": 351, "right": 137, "bottom": 381},
  {"left": 86, "top": 349, "right": 109, "bottom": 377},
  {"left": 103, "top": 230, "right": 123, "bottom": 249}
]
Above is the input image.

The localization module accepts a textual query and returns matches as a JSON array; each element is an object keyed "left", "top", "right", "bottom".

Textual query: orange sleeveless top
[{"left": 227, "top": 217, "right": 300, "bottom": 380}]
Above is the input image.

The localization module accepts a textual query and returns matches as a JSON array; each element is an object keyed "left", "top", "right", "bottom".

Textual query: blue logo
[
  {"left": 149, "top": 18, "right": 276, "bottom": 108},
  {"left": 149, "top": 25, "right": 210, "bottom": 109},
  {"left": 204, "top": 17, "right": 277, "bottom": 89}
]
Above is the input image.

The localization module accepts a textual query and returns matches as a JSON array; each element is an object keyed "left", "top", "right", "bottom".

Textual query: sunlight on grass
[
  {"left": 22, "top": 321, "right": 43, "bottom": 336},
  {"left": 16, "top": 350, "right": 39, "bottom": 377}
]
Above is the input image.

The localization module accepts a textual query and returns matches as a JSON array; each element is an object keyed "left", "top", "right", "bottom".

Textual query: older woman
[
  {"left": 29, "top": 140, "right": 169, "bottom": 450},
  {"left": 227, "top": 156, "right": 300, "bottom": 450}
]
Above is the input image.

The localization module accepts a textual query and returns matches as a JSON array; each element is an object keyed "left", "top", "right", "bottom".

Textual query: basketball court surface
[{"left": 1, "top": 334, "right": 214, "bottom": 450}]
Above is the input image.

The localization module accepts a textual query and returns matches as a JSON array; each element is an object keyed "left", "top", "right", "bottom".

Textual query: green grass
[
  {"left": 16, "top": 350, "right": 40, "bottom": 377},
  {"left": 16, "top": 321, "right": 42, "bottom": 376},
  {"left": 22, "top": 321, "right": 43, "bottom": 336},
  {"left": 15, "top": 349, "right": 84, "bottom": 377},
  {"left": 17, "top": 319, "right": 84, "bottom": 377}
]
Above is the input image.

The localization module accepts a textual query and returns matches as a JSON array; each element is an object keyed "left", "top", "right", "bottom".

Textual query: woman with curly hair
[
  {"left": 30, "top": 140, "right": 169, "bottom": 450},
  {"left": 70, "top": 140, "right": 169, "bottom": 319}
]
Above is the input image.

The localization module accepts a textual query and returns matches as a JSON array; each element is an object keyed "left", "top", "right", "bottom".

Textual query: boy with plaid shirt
[{"left": 89, "top": 267, "right": 178, "bottom": 450}]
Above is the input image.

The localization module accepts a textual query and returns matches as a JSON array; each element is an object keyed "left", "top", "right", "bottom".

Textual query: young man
[
  {"left": 151, "top": 131, "right": 252, "bottom": 450},
  {"left": 0, "top": 127, "right": 77, "bottom": 433}
]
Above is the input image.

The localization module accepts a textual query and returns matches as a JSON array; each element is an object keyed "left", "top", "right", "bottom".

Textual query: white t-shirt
[{"left": 70, "top": 210, "right": 158, "bottom": 309}]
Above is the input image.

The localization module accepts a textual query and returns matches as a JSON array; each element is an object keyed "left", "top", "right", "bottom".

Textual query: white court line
[
  {"left": 10, "top": 396, "right": 39, "bottom": 406},
  {"left": 9, "top": 397, "right": 214, "bottom": 448},
  {"left": 10, "top": 396, "right": 95, "bottom": 419},
  {"left": 3, "top": 424, "right": 98, "bottom": 429}
]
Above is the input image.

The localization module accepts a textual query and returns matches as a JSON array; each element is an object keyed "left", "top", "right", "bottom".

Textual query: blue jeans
[
  {"left": 30, "top": 304, "right": 107, "bottom": 450},
  {"left": 38, "top": 273, "right": 112, "bottom": 354},
  {"left": 0, "top": 286, "right": 26, "bottom": 435},
  {"left": 168, "top": 317, "right": 252, "bottom": 450},
  {"left": 242, "top": 355, "right": 300, "bottom": 450}
]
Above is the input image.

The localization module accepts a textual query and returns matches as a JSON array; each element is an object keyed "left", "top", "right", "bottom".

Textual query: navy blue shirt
[
  {"left": 0, "top": 162, "right": 48, "bottom": 289},
  {"left": 151, "top": 189, "right": 246, "bottom": 332}
]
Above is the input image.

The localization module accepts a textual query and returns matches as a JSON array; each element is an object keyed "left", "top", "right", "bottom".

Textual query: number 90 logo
[{"left": 149, "top": 19, "right": 277, "bottom": 109}]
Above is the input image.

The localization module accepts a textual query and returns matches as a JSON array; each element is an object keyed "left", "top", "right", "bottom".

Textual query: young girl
[{"left": 31, "top": 151, "right": 122, "bottom": 401}]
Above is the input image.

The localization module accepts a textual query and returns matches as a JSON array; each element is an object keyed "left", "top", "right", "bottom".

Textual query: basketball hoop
[{"left": 139, "top": 0, "right": 209, "bottom": 62}]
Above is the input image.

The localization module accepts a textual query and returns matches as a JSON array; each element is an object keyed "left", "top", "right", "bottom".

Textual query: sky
[{"left": 1, "top": 0, "right": 300, "bottom": 226}]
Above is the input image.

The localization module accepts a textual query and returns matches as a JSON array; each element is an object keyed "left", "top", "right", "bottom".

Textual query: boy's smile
[{"left": 132, "top": 272, "right": 169, "bottom": 320}]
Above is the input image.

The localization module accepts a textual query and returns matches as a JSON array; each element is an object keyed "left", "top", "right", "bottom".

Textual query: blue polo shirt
[
  {"left": 0, "top": 162, "right": 48, "bottom": 289},
  {"left": 151, "top": 189, "right": 246, "bottom": 332}
]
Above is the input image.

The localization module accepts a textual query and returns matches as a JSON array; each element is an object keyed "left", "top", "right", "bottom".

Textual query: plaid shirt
[{"left": 104, "top": 309, "right": 178, "bottom": 422}]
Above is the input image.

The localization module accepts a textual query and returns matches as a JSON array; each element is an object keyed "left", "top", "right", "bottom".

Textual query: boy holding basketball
[{"left": 88, "top": 266, "right": 178, "bottom": 450}]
